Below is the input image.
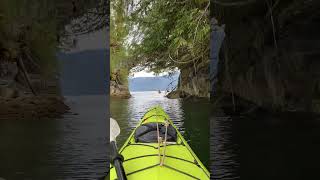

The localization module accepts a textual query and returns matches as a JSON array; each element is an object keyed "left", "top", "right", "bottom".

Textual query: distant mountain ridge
[
  {"left": 57, "top": 49, "right": 109, "bottom": 96},
  {"left": 129, "top": 74, "right": 179, "bottom": 92}
]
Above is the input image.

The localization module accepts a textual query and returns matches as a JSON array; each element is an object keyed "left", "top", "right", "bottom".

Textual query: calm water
[
  {"left": 110, "top": 91, "right": 210, "bottom": 168},
  {"left": 240, "top": 111, "right": 320, "bottom": 180},
  {"left": 0, "top": 95, "right": 108, "bottom": 180},
  {"left": 211, "top": 107, "right": 320, "bottom": 180},
  {"left": 210, "top": 109, "right": 240, "bottom": 180}
]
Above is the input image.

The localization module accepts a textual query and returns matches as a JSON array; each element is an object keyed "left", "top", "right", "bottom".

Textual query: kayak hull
[{"left": 109, "top": 106, "right": 210, "bottom": 180}]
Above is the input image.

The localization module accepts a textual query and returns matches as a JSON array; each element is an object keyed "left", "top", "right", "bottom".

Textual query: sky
[
  {"left": 131, "top": 70, "right": 166, "bottom": 77},
  {"left": 130, "top": 67, "right": 180, "bottom": 78}
]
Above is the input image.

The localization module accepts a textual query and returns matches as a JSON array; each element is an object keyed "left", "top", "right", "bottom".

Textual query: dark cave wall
[{"left": 213, "top": 0, "right": 320, "bottom": 112}]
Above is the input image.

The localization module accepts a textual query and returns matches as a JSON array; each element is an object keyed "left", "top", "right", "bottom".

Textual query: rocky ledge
[
  {"left": 0, "top": 95, "right": 70, "bottom": 120},
  {"left": 166, "top": 90, "right": 209, "bottom": 102},
  {"left": 110, "top": 80, "right": 131, "bottom": 99}
]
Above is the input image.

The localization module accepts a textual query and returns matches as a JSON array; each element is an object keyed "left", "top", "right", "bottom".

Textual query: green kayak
[{"left": 109, "top": 106, "right": 210, "bottom": 180}]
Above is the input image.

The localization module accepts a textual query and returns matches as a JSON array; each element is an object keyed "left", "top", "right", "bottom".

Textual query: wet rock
[
  {"left": 0, "top": 95, "right": 70, "bottom": 120},
  {"left": 214, "top": 0, "right": 320, "bottom": 113},
  {"left": 170, "top": 65, "right": 210, "bottom": 100},
  {"left": 0, "top": 87, "right": 19, "bottom": 98},
  {"left": 110, "top": 80, "right": 131, "bottom": 98},
  {"left": 166, "top": 90, "right": 189, "bottom": 99}
]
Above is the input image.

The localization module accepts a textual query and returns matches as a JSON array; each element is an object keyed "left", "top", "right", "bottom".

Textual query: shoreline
[{"left": 0, "top": 95, "right": 70, "bottom": 120}]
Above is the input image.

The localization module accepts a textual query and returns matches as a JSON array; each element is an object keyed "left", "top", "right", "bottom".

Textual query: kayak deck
[{"left": 109, "top": 106, "right": 210, "bottom": 180}]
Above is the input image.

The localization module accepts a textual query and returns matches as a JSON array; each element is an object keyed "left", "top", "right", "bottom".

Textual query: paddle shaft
[{"left": 111, "top": 141, "right": 127, "bottom": 180}]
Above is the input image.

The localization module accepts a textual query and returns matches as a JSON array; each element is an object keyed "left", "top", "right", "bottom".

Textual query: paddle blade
[{"left": 110, "top": 118, "right": 120, "bottom": 142}]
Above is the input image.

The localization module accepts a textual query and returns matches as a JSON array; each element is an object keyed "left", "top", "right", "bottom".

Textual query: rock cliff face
[
  {"left": 214, "top": 0, "right": 320, "bottom": 113},
  {"left": 110, "top": 80, "right": 131, "bottom": 99},
  {"left": 0, "top": 61, "right": 61, "bottom": 97},
  {"left": 0, "top": 60, "right": 68, "bottom": 120},
  {"left": 167, "top": 64, "right": 210, "bottom": 99}
]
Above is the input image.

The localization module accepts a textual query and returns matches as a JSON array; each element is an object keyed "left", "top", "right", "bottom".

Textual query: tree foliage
[
  {"left": 128, "top": 0, "right": 210, "bottom": 74},
  {"left": 110, "top": 0, "right": 210, "bottom": 82},
  {"left": 110, "top": 0, "right": 131, "bottom": 84}
]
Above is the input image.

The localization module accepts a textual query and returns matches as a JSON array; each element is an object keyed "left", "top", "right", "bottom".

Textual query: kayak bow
[{"left": 109, "top": 106, "right": 210, "bottom": 180}]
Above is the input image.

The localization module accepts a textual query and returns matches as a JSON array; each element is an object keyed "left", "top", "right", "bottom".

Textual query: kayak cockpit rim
[{"left": 119, "top": 142, "right": 185, "bottom": 153}]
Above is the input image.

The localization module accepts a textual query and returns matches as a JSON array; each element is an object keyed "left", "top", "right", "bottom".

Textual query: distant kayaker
[{"left": 210, "top": 17, "right": 226, "bottom": 99}]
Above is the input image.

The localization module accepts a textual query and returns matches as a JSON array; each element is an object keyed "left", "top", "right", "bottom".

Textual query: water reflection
[
  {"left": 211, "top": 107, "right": 320, "bottom": 180},
  {"left": 210, "top": 109, "right": 240, "bottom": 180},
  {"left": 0, "top": 95, "right": 108, "bottom": 179}
]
